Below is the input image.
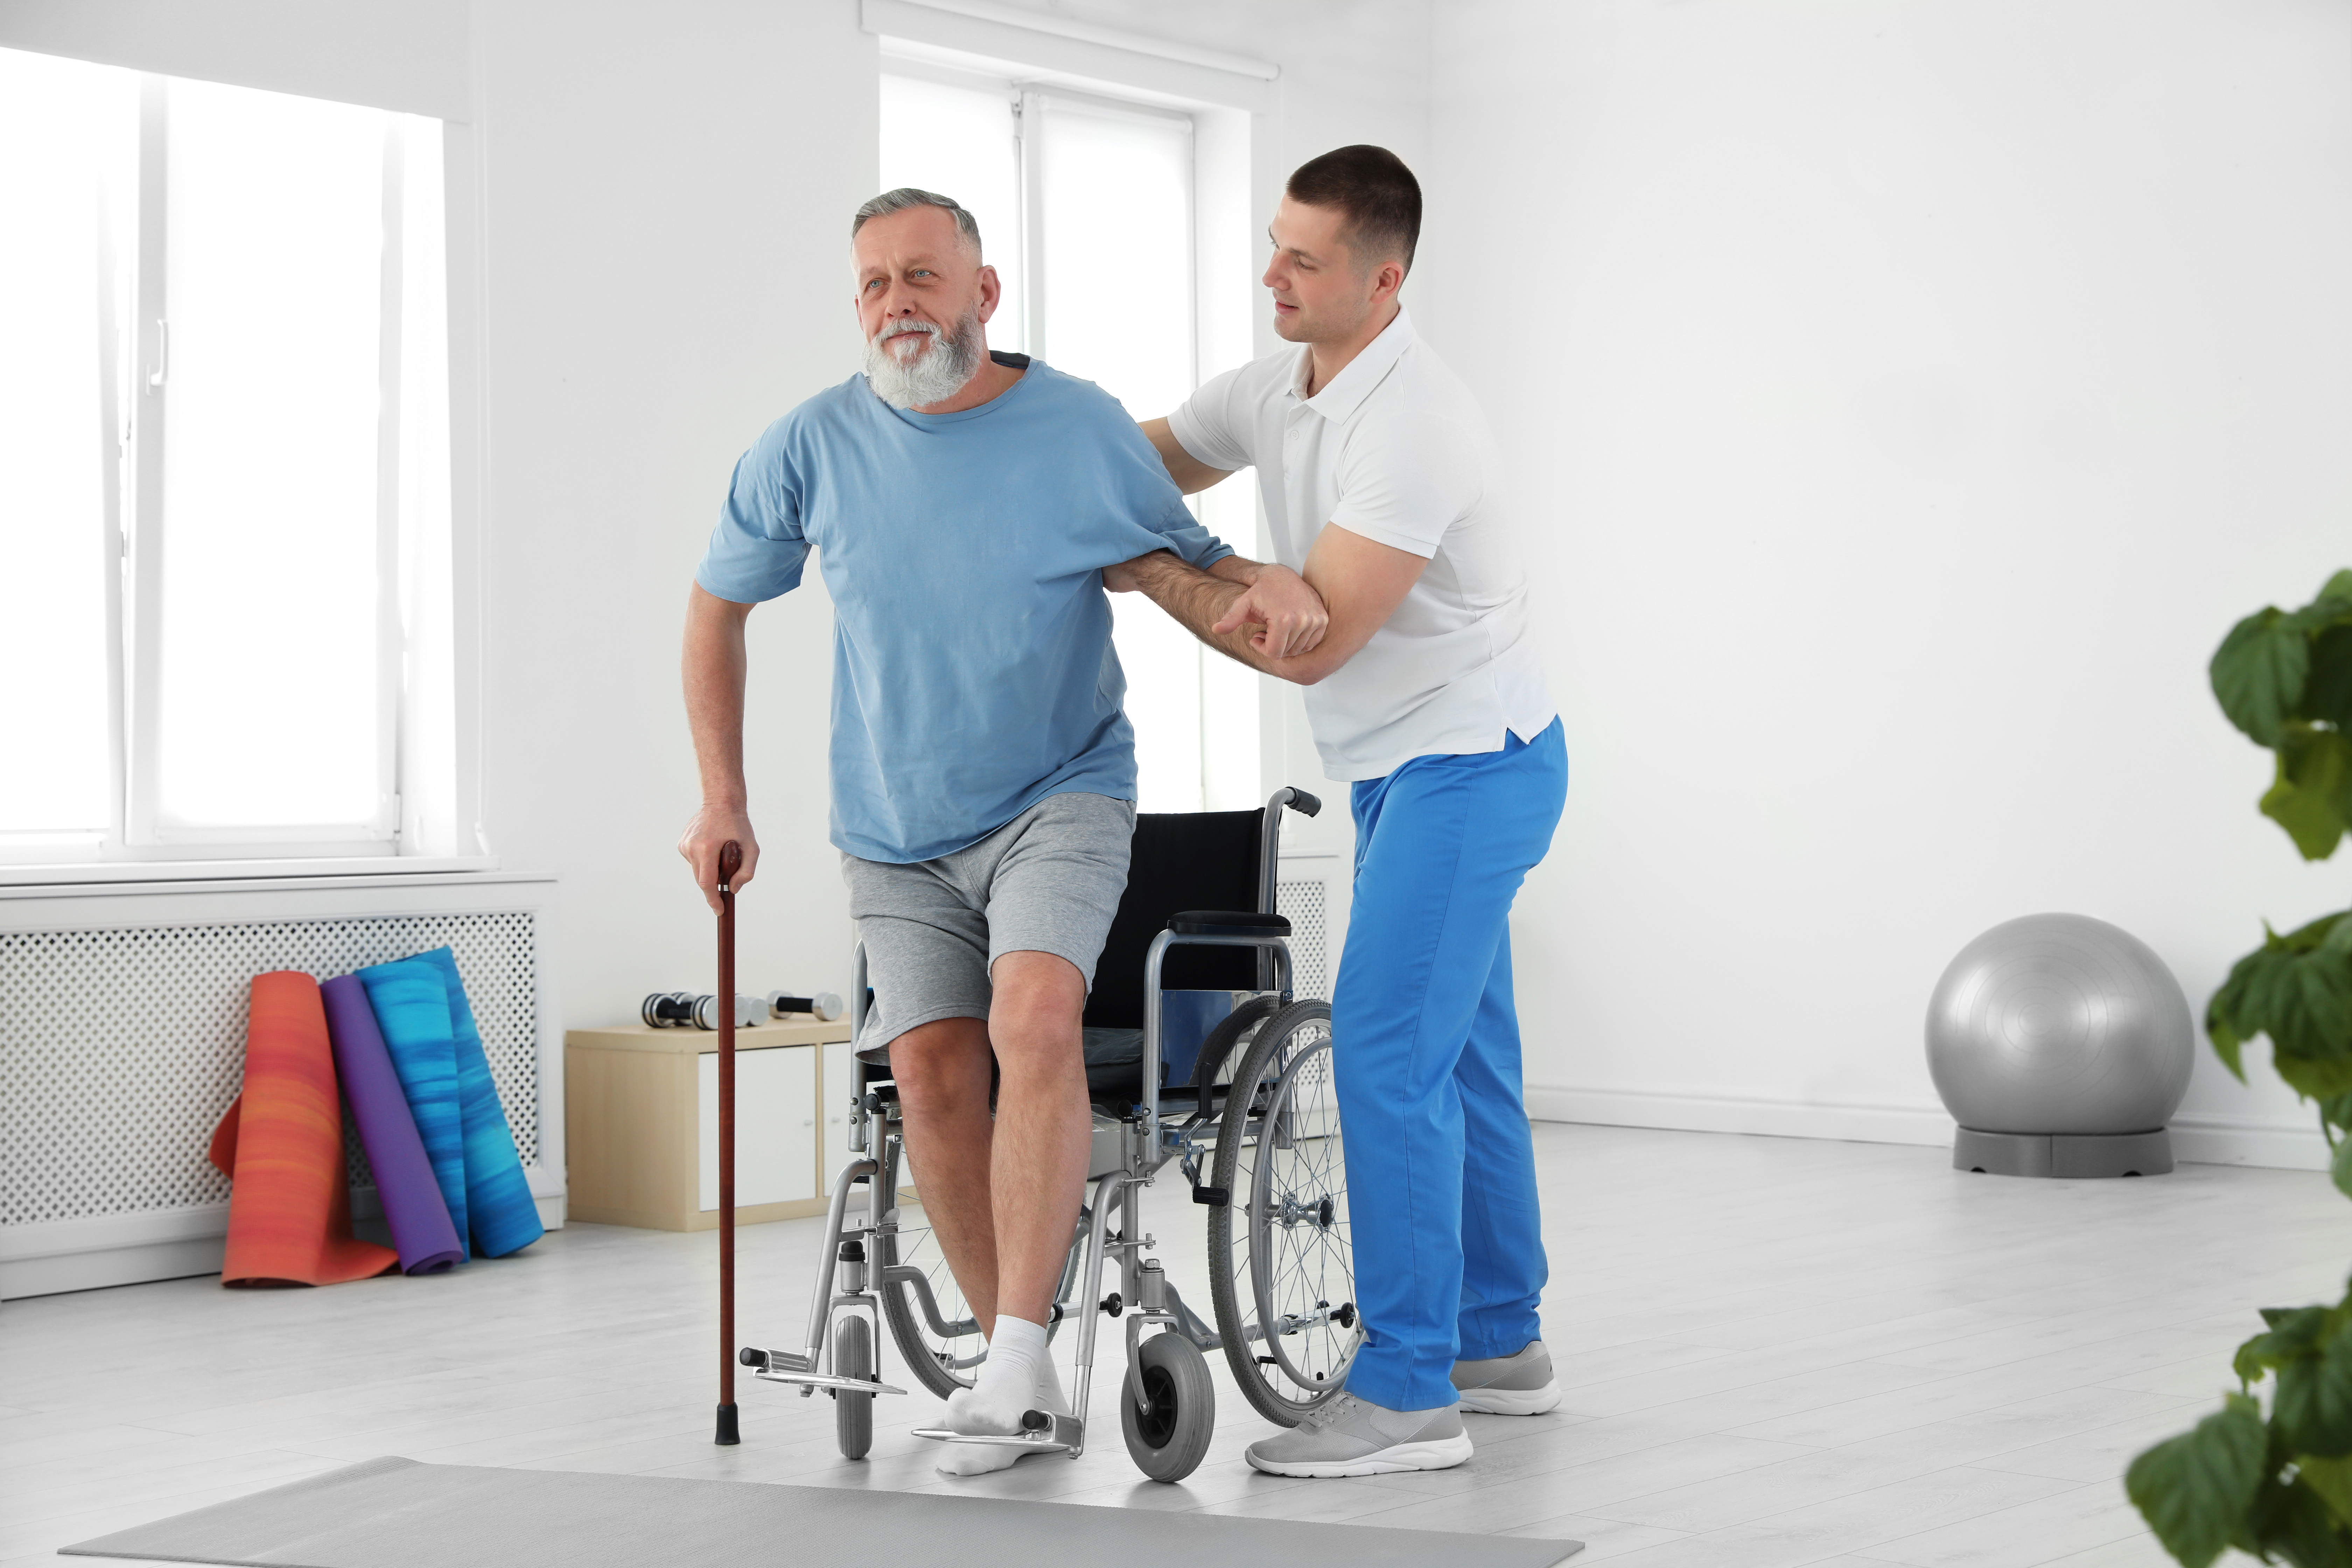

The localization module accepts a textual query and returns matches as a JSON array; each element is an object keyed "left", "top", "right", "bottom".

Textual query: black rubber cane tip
[
  {"left": 714, "top": 1403, "right": 741, "bottom": 1446},
  {"left": 738, "top": 1347, "right": 766, "bottom": 1368},
  {"left": 1020, "top": 1409, "right": 1051, "bottom": 1432}
]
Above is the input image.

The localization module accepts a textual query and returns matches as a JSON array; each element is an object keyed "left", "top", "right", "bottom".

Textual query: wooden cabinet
[{"left": 564, "top": 1019, "right": 851, "bottom": 1231}]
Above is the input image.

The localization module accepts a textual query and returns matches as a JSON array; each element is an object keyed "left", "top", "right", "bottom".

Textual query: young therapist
[{"left": 1108, "top": 145, "right": 1568, "bottom": 1478}]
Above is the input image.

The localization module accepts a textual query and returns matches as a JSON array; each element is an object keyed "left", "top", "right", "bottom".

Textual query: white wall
[
  {"left": 472, "top": 1, "right": 876, "bottom": 1028},
  {"left": 1421, "top": 0, "right": 2352, "bottom": 1166}
]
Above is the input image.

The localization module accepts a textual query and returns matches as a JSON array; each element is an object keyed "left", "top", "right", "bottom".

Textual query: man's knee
[
  {"left": 888, "top": 1015, "right": 991, "bottom": 1105},
  {"left": 986, "top": 951, "right": 1085, "bottom": 1068}
]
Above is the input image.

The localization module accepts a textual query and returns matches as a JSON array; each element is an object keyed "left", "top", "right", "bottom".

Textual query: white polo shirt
[{"left": 1168, "top": 307, "right": 1556, "bottom": 782}]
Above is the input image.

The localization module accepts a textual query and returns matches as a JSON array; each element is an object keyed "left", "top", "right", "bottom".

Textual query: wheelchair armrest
[{"left": 1167, "top": 910, "right": 1291, "bottom": 939}]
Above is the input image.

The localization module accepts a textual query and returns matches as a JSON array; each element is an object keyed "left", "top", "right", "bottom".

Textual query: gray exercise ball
[{"left": 1925, "top": 912, "right": 2193, "bottom": 1136}]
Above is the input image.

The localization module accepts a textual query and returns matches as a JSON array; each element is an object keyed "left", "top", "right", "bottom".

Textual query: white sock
[
  {"left": 947, "top": 1314, "right": 1049, "bottom": 1434},
  {"left": 936, "top": 1316, "right": 1060, "bottom": 1478}
]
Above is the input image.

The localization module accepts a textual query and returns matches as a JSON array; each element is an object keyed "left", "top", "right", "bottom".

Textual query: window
[
  {"left": 880, "top": 69, "right": 1258, "bottom": 814},
  {"left": 0, "top": 47, "right": 453, "bottom": 866}
]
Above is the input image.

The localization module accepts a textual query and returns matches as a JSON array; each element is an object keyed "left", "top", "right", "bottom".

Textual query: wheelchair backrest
[{"left": 1083, "top": 808, "right": 1264, "bottom": 1030}]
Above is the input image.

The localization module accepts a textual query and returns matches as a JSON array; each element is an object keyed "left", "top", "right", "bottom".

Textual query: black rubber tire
[
  {"left": 1205, "top": 999, "right": 1351, "bottom": 1427},
  {"left": 834, "top": 1316, "right": 874, "bottom": 1460},
  {"left": 1188, "top": 994, "right": 1283, "bottom": 1099},
  {"left": 1119, "top": 1331, "right": 1216, "bottom": 1483}
]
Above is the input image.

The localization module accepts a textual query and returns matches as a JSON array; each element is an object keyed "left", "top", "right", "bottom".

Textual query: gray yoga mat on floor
[{"left": 63, "top": 1455, "right": 1582, "bottom": 1567}]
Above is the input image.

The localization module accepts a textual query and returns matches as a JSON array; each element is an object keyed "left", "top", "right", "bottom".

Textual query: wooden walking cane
[{"left": 714, "top": 839, "right": 743, "bottom": 1447}]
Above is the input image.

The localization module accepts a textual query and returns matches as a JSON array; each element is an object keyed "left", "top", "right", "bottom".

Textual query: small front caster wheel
[
  {"left": 834, "top": 1317, "right": 874, "bottom": 1460},
  {"left": 1120, "top": 1331, "right": 1215, "bottom": 1482}
]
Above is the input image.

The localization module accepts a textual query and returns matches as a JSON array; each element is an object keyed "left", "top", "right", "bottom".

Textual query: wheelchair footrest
[
  {"left": 912, "top": 1412, "right": 1083, "bottom": 1452},
  {"left": 752, "top": 1366, "right": 908, "bottom": 1397}
]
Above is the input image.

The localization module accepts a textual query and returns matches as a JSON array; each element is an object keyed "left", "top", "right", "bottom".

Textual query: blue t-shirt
[{"left": 696, "top": 355, "right": 1231, "bottom": 863}]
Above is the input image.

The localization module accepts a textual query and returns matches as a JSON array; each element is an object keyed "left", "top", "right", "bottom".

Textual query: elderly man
[
  {"left": 677, "top": 187, "right": 1321, "bottom": 1476},
  {"left": 1113, "top": 146, "right": 1566, "bottom": 1478}
]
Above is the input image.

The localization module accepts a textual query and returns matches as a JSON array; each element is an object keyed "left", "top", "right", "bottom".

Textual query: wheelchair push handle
[{"left": 1275, "top": 786, "right": 1322, "bottom": 818}]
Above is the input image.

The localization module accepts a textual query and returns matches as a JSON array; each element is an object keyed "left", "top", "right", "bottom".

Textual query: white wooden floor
[{"left": 5, "top": 1123, "right": 2342, "bottom": 1568}]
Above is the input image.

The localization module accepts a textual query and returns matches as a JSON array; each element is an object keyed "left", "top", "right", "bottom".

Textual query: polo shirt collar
[{"left": 1289, "top": 305, "right": 1416, "bottom": 424}]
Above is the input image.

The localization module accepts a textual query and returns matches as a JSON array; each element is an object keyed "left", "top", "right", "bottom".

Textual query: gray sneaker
[
  {"left": 1451, "top": 1339, "right": 1562, "bottom": 1415},
  {"left": 1244, "top": 1393, "right": 1474, "bottom": 1478}
]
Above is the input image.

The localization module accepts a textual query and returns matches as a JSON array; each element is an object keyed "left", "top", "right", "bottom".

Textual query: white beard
[{"left": 863, "top": 310, "right": 985, "bottom": 410}]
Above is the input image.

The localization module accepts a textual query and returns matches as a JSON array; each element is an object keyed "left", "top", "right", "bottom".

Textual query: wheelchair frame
[{"left": 739, "top": 788, "right": 1324, "bottom": 1474}]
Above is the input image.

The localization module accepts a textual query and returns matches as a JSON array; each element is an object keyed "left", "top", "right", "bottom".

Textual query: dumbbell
[
  {"left": 642, "top": 992, "right": 765, "bottom": 1030},
  {"left": 642, "top": 992, "right": 696, "bottom": 1028},
  {"left": 766, "top": 989, "right": 844, "bottom": 1022}
]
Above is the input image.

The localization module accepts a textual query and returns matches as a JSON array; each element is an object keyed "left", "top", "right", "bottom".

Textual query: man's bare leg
[
  {"left": 887, "top": 1016, "right": 1000, "bottom": 1332},
  {"left": 889, "top": 958, "right": 1090, "bottom": 1335},
  {"left": 889, "top": 952, "right": 1090, "bottom": 1472},
  {"left": 976, "top": 950, "right": 1093, "bottom": 1326}
]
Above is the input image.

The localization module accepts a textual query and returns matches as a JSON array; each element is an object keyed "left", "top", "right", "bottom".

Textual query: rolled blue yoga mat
[
  {"left": 320, "top": 975, "right": 465, "bottom": 1275},
  {"left": 355, "top": 960, "right": 469, "bottom": 1249},
  {"left": 411, "top": 947, "right": 544, "bottom": 1258}
]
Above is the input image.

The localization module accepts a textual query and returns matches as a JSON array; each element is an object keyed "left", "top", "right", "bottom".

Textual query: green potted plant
[{"left": 2128, "top": 570, "right": 2352, "bottom": 1566}]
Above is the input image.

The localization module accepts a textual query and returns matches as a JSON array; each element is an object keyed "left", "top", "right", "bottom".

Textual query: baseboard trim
[
  {"left": 1, "top": 1167, "right": 568, "bottom": 1300},
  {"left": 1524, "top": 1085, "right": 2331, "bottom": 1172}
]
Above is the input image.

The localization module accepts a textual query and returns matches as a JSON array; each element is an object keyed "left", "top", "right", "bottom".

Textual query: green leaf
[
  {"left": 2128, "top": 1393, "right": 2271, "bottom": 1568},
  {"left": 2274, "top": 1050, "right": 2352, "bottom": 1102},
  {"left": 2323, "top": 570, "right": 2352, "bottom": 606},
  {"left": 2217, "top": 608, "right": 2314, "bottom": 747},
  {"left": 2280, "top": 1329, "right": 2352, "bottom": 1457},
  {"left": 2305, "top": 626, "right": 2352, "bottom": 729},
  {"left": 2211, "top": 1017, "right": 2248, "bottom": 1082},
  {"left": 2331, "top": 1137, "right": 2352, "bottom": 1202},
  {"left": 2242, "top": 1309, "right": 2334, "bottom": 1384},
  {"left": 2247, "top": 1473, "right": 2352, "bottom": 1568},
  {"left": 2275, "top": 957, "right": 2352, "bottom": 1066},
  {"left": 2299, "top": 1454, "right": 2352, "bottom": 1530},
  {"left": 2263, "top": 728, "right": 2352, "bottom": 862},
  {"left": 2282, "top": 914, "right": 2352, "bottom": 953}
]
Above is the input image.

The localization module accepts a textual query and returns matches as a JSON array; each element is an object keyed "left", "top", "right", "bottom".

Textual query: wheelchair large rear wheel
[{"left": 1206, "top": 999, "right": 1359, "bottom": 1426}]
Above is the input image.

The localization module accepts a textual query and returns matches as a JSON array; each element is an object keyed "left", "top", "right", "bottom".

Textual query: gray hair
[{"left": 851, "top": 187, "right": 982, "bottom": 258}]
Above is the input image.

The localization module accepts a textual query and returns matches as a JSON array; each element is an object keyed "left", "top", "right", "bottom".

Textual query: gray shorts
[{"left": 842, "top": 791, "right": 1136, "bottom": 1050}]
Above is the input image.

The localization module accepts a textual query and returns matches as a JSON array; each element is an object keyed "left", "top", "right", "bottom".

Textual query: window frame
[{"left": 3, "top": 64, "right": 451, "bottom": 870}]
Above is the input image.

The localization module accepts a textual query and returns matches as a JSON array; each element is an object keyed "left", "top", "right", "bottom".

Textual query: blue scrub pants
[{"left": 1334, "top": 718, "right": 1567, "bottom": 1413}]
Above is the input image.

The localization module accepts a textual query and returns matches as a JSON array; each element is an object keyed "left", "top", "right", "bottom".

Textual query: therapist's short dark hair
[
  {"left": 852, "top": 187, "right": 983, "bottom": 259},
  {"left": 1286, "top": 146, "right": 1421, "bottom": 276}
]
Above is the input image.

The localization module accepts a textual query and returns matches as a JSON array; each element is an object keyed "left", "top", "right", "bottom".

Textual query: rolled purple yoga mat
[{"left": 322, "top": 974, "right": 466, "bottom": 1275}]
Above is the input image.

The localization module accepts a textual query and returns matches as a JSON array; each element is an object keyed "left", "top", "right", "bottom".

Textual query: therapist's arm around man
[{"left": 1111, "top": 145, "right": 1569, "bottom": 1479}]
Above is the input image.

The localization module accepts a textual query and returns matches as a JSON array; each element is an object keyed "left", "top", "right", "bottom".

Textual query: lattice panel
[
  {"left": 1276, "top": 879, "right": 1329, "bottom": 1001},
  {"left": 1, "top": 912, "right": 537, "bottom": 1227}
]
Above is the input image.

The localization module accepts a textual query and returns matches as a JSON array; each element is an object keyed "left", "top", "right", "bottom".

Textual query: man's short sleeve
[
  {"left": 695, "top": 422, "right": 810, "bottom": 604},
  {"left": 1165, "top": 362, "right": 1258, "bottom": 474},
  {"left": 1326, "top": 412, "right": 1483, "bottom": 561},
  {"left": 1106, "top": 414, "right": 1232, "bottom": 570}
]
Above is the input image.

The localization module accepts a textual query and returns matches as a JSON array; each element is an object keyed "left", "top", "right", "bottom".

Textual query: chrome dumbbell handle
[{"left": 767, "top": 989, "right": 845, "bottom": 1022}]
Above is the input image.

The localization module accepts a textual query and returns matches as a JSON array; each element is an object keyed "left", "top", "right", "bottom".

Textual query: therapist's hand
[{"left": 1215, "top": 562, "right": 1328, "bottom": 659}]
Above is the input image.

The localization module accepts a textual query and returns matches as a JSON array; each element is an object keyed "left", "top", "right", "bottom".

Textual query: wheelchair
[{"left": 739, "top": 788, "right": 1359, "bottom": 1482}]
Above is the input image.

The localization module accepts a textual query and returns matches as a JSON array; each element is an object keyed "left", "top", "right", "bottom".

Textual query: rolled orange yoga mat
[{"left": 207, "top": 971, "right": 399, "bottom": 1288}]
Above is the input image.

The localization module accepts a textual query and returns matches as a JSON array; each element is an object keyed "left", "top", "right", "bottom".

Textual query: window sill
[{"left": 0, "top": 854, "right": 502, "bottom": 890}]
